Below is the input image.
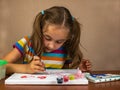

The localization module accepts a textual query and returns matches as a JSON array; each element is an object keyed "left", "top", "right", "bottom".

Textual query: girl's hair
[{"left": 30, "top": 6, "right": 83, "bottom": 69}]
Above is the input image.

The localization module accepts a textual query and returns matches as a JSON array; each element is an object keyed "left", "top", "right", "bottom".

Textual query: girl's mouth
[{"left": 44, "top": 47, "right": 53, "bottom": 52}]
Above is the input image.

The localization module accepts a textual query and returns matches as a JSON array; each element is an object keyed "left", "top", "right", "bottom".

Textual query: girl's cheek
[{"left": 43, "top": 39, "right": 48, "bottom": 46}]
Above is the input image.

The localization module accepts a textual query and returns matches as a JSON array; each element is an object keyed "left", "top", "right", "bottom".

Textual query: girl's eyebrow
[{"left": 44, "top": 35, "right": 51, "bottom": 38}]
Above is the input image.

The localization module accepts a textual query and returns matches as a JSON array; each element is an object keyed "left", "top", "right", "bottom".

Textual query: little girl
[{"left": 2, "top": 6, "right": 91, "bottom": 74}]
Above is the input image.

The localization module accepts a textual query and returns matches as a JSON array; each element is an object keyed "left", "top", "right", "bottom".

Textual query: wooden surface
[{"left": 0, "top": 71, "right": 120, "bottom": 90}]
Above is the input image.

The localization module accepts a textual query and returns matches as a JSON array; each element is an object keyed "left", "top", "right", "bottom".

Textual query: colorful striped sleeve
[{"left": 13, "top": 36, "right": 30, "bottom": 56}]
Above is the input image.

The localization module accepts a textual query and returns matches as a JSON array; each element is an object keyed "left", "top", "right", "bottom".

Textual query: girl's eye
[
  {"left": 56, "top": 41, "right": 64, "bottom": 44},
  {"left": 44, "top": 36, "right": 52, "bottom": 41}
]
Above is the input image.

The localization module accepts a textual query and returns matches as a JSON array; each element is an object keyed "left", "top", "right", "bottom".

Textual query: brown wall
[{"left": 0, "top": 0, "right": 120, "bottom": 71}]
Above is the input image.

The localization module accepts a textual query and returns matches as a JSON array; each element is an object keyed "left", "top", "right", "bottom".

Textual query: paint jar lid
[{"left": 0, "top": 60, "right": 7, "bottom": 66}]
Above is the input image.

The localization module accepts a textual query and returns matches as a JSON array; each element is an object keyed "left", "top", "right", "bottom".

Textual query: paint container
[
  {"left": 56, "top": 76, "right": 63, "bottom": 84},
  {"left": 0, "top": 60, "right": 7, "bottom": 80}
]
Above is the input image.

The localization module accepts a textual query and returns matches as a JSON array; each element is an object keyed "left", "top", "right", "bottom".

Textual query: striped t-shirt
[{"left": 13, "top": 36, "right": 69, "bottom": 69}]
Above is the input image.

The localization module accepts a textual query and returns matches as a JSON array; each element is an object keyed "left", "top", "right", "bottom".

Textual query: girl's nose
[{"left": 47, "top": 41, "right": 55, "bottom": 49}]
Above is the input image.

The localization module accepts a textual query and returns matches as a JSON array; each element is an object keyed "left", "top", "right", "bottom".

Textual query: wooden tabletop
[{"left": 0, "top": 71, "right": 120, "bottom": 90}]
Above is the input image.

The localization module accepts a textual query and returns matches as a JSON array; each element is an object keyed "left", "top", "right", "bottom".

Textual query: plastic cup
[{"left": 0, "top": 60, "right": 7, "bottom": 80}]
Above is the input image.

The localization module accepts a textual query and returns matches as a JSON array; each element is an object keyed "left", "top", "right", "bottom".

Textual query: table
[{"left": 0, "top": 71, "right": 120, "bottom": 90}]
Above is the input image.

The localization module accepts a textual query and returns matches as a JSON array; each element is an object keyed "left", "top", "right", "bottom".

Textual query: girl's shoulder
[
  {"left": 13, "top": 35, "right": 31, "bottom": 48},
  {"left": 17, "top": 35, "right": 31, "bottom": 44},
  {"left": 13, "top": 35, "right": 31, "bottom": 56},
  {"left": 21, "top": 35, "right": 30, "bottom": 42}
]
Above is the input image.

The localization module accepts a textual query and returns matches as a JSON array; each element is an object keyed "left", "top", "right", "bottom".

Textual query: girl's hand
[
  {"left": 79, "top": 59, "right": 92, "bottom": 72},
  {"left": 26, "top": 56, "right": 45, "bottom": 73}
]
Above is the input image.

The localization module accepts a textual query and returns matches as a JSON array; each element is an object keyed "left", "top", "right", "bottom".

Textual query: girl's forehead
[
  {"left": 43, "top": 24, "right": 69, "bottom": 32},
  {"left": 43, "top": 25, "right": 69, "bottom": 40}
]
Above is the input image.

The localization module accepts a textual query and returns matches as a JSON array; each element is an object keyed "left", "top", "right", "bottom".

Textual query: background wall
[{"left": 0, "top": 0, "right": 120, "bottom": 71}]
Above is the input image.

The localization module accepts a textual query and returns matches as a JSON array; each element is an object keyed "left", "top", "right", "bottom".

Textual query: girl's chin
[
  {"left": 44, "top": 49, "right": 53, "bottom": 52},
  {"left": 45, "top": 50, "right": 51, "bottom": 53}
]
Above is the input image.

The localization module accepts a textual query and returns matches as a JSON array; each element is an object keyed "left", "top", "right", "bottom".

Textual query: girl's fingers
[
  {"left": 33, "top": 65, "right": 45, "bottom": 71},
  {"left": 30, "top": 64, "right": 45, "bottom": 73},
  {"left": 29, "top": 57, "right": 45, "bottom": 73},
  {"left": 85, "top": 60, "right": 92, "bottom": 66},
  {"left": 33, "top": 56, "right": 44, "bottom": 66},
  {"left": 86, "top": 63, "right": 91, "bottom": 66},
  {"left": 33, "top": 61, "right": 45, "bottom": 70},
  {"left": 86, "top": 63, "right": 92, "bottom": 71},
  {"left": 33, "top": 59, "right": 43, "bottom": 66},
  {"left": 33, "top": 56, "right": 40, "bottom": 60},
  {"left": 82, "top": 59, "right": 92, "bottom": 71}
]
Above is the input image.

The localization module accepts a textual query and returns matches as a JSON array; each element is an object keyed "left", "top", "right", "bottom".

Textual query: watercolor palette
[
  {"left": 5, "top": 69, "right": 88, "bottom": 85},
  {"left": 85, "top": 73, "right": 120, "bottom": 83}
]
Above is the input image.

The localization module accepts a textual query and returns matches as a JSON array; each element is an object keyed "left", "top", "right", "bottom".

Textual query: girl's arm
[
  {"left": 2, "top": 48, "right": 26, "bottom": 74},
  {"left": 2, "top": 48, "right": 45, "bottom": 74}
]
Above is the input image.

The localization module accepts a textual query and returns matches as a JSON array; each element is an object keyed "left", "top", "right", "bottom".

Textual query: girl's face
[{"left": 43, "top": 25, "right": 69, "bottom": 52}]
